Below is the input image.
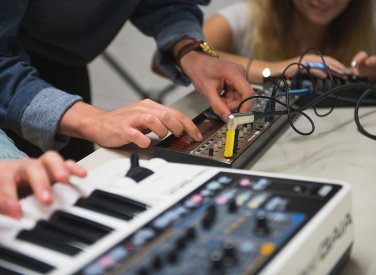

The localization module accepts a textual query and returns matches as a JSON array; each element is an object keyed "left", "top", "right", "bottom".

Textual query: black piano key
[
  {"left": 48, "top": 211, "right": 113, "bottom": 242},
  {"left": 17, "top": 228, "right": 82, "bottom": 255},
  {"left": 35, "top": 221, "right": 95, "bottom": 245},
  {"left": 0, "top": 245, "right": 54, "bottom": 274},
  {"left": 0, "top": 265, "right": 20, "bottom": 275},
  {"left": 75, "top": 190, "right": 148, "bottom": 221}
]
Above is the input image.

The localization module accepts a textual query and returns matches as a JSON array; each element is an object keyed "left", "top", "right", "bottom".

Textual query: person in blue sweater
[{"left": 0, "top": 0, "right": 253, "bottom": 161}]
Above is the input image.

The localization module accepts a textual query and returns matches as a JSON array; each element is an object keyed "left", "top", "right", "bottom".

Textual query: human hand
[
  {"left": 270, "top": 54, "right": 348, "bottom": 79},
  {"left": 0, "top": 151, "right": 87, "bottom": 219},
  {"left": 351, "top": 51, "right": 376, "bottom": 80},
  {"left": 61, "top": 99, "right": 202, "bottom": 148},
  {"left": 180, "top": 51, "right": 253, "bottom": 121}
]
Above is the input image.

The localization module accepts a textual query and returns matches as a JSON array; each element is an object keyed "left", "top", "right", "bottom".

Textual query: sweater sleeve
[
  {"left": 0, "top": 129, "right": 27, "bottom": 160},
  {"left": 130, "top": 0, "right": 210, "bottom": 86},
  {"left": 0, "top": 1, "right": 82, "bottom": 151}
]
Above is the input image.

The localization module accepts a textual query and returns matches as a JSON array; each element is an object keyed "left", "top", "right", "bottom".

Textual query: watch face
[{"left": 199, "top": 41, "right": 219, "bottom": 58}]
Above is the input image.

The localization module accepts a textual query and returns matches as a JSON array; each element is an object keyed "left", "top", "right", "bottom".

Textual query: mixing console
[
  {"left": 0, "top": 158, "right": 353, "bottom": 275},
  {"left": 154, "top": 86, "right": 298, "bottom": 168}
]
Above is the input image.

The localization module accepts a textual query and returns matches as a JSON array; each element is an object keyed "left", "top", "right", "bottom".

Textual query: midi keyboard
[{"left": 0, "top": 157, "right": 353, "bottom": 275}]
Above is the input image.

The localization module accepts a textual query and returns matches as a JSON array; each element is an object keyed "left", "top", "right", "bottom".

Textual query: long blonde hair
[{"left": 249, "top": 0, "right": 376, "bottom": 64}]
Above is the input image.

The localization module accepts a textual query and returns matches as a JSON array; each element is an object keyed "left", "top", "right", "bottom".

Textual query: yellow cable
[{"left": 224, "top": 129, "right": 235, "bottom": 158}]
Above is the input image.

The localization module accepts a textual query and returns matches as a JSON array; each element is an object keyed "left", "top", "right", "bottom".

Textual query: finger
[
  {"left": 0, "top": 192, "right": 21, "bottom": 219},
  {"left": 351, "top": 51, "right": 368, "bottom": 67},
  {"left": 17, "top": 160, "right": 53, "bottom": 205},
  {"left": 0, "top": 164, "right": 22, "bottom": 218},
  {"left": 324, "top": 57, "right": 346, "bottom": 72},
  {"left": 310, "top": 69, "right": 328, "bottom": 79},
  {"left": 206, "top": 88, "right": 231, "bottom": 121},
  {"left": 165, "top": 107, "right": 203, "bottom": 141},
  {"left": 40, "top": 151, "right": 70, "bottom": 183},
  {"left": 224, "top": 82, "right": 253, "bottom": 113},
  {"left": 138, "top": 113, "right": 171, "bottom": 139},
  {"left": 365, "top": 55, "right": 376, "bottom": 67},
  {"left": 64, "top": 160, "right": 87, "bottom": 178},
  {"left": 123, "top": 127, "right": 151, "bottom": 148},
  {"left": 134, "top": 99, "right": 201, "bottom": 141}
]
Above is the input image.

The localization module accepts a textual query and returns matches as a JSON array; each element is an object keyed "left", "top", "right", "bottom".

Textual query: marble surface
[{"left": 79, "top": 91, "right": 376, "bottom": 275}]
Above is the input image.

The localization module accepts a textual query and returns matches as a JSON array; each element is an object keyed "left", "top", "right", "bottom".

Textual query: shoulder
[
  {"left": 216, "top": 1, "right": 254, "bottom": 56},
  {"left": 216, "top": 1, "right": 251, "bottom": 34}
]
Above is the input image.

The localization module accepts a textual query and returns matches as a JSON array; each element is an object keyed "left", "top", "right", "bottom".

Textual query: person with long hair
[{"left": 203, "top": 0, "right": 376, "bottom": 83}]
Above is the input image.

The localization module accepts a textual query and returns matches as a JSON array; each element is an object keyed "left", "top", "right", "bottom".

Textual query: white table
[{"left": 79, "top": 92, "right": 376, "bottom": 275}]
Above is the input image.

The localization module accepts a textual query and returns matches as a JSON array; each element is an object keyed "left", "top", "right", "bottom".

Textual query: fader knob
[
  {"left": 202, "top": 204, "right": 217, "bottom": 229},
  {"left": 254, "top": 211, "right": 270, "bottom": 236},
  {"left": 210, "top": 249, "right": 223, "bottom": 270},
  {"left": 185, "top": 227, "right": 197, "bottom": 240},
  {"left": 228, "top": 199, "right": 238, "bottom": 213},
  {"left": 223, "top": 242, "right": 237, "bottom": 265}
]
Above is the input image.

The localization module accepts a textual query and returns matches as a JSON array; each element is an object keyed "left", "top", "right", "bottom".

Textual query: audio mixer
[
  {"left": 154, "top": 85, "right": 298, "bottom": 168},
  {"left": 0, "top": 157, "right": 353, "bottom": 275}
]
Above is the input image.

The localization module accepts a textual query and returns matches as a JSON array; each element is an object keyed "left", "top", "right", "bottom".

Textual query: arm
[
  {"left": 0, "top": 151, "right": 86, "bottom": 219},
  {"left": 0, "top": 1, "right": 202, "bottom": 151},
  {"left": 59, "top": 100, "right": 203, "bottom": 149},
  {"left": 0, "top": 1, "right": 82, "bottom": 151},
  {"left": 131, "top": 0, "right": 253, "bottom": 118},
  {"left": 203, "top": 13, "right": 348, "bottom": 83}
]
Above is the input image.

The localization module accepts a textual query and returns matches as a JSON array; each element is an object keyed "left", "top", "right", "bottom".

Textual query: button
[{"left": 260, "top": 242, "right": 275, "bottom": 256}]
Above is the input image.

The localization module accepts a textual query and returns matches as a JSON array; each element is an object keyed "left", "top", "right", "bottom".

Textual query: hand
[
  {"left": 180, "top": 50, "right": 253, "bottom": 121},
  {"left": 269, "top": 54, "right": 349, "bottom": 79},
  {"left": 60, "top": 99, "right": 203, "bottom": 148},
  {"left": 0, "top": 151, "right": 87, "bottom": 219},
  {"left": 351, "top": 51, "right": 376, "bottom": 80}
]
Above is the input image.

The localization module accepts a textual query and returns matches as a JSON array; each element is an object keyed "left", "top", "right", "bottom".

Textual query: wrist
[
  {"left": 59, "top": 102, "right": 105, "bottom": 141},
  {"left": 173, "top": 38, "right": 219, "bottom": 72}
]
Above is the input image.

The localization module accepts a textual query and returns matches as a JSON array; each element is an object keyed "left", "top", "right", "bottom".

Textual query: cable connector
[{"left": 224, "top": 112, "right": 255, "bottom": 158}]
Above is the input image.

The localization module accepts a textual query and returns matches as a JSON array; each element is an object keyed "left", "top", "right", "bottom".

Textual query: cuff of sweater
[
  {"left": 20, "top": 88, "right": 82, "bottom": 151},
  {"left": 155, "top": 20, "right": 204, "bottom": 86}
]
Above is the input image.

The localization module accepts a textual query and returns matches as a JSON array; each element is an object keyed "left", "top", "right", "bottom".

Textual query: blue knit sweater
[{"left": 0, "top": 0, "right": 208, "bottom": 151}]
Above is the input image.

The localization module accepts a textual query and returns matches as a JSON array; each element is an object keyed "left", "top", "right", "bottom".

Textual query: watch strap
[{"left": 175, "top": 39, "right": 219, "bottom": 69}]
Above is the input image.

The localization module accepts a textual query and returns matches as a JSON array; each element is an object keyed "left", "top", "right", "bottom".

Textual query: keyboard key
[
  {"left": 0, "top": 245, "right": 54, "bottom": 274},
  {"left": 75, "top": 190, "right": 148, "bottom": 221}
]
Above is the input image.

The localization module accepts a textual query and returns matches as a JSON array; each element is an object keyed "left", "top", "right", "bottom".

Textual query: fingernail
[
  {"left": 222, "top": 113, "right": 229, "bottom": 121},
  {"left": 351, "top": 60, "right": 357, "bottom": 67},
  {"left": 197, "top": 132, "right": 203, "bottom": 141},
  {"left": 40, "top": 190, "right": 52, "bottom": 203}
]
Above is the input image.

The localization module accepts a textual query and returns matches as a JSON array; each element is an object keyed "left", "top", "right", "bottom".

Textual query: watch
[{"left": 176, "top": 39, "right": 219, "bottom": 69}]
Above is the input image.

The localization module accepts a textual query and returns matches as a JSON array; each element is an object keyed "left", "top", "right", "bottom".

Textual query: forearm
[{"left": 216, "top": 51, "right": 273, "bottom": 84}]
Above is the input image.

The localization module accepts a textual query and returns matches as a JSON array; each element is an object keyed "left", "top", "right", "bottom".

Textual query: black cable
[
  {"left": 354, "top": 89, "right": 376, "bottom": 139},
  {"left": 240, "top": 82, "right": 376, "bottom": 139},
  {"left": 241, "top": 48, "right": 376, "bottom": 139}
]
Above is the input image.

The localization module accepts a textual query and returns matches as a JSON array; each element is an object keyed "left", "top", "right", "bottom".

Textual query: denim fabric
[
  {"left": 0, "top": 0, "right": 206, "bottom": 150},
  {"left": 0, "top": 129, "right": 27, "bottom": 160}
]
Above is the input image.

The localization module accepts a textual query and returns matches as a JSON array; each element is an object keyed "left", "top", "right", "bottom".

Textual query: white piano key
[{"left": 0, "top": 259, "right": 41, "bottom": 275}]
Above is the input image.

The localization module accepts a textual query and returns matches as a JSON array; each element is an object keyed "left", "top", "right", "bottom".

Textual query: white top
[{"left": 217, "top": 1, "right": 253, "bottom": 57}]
